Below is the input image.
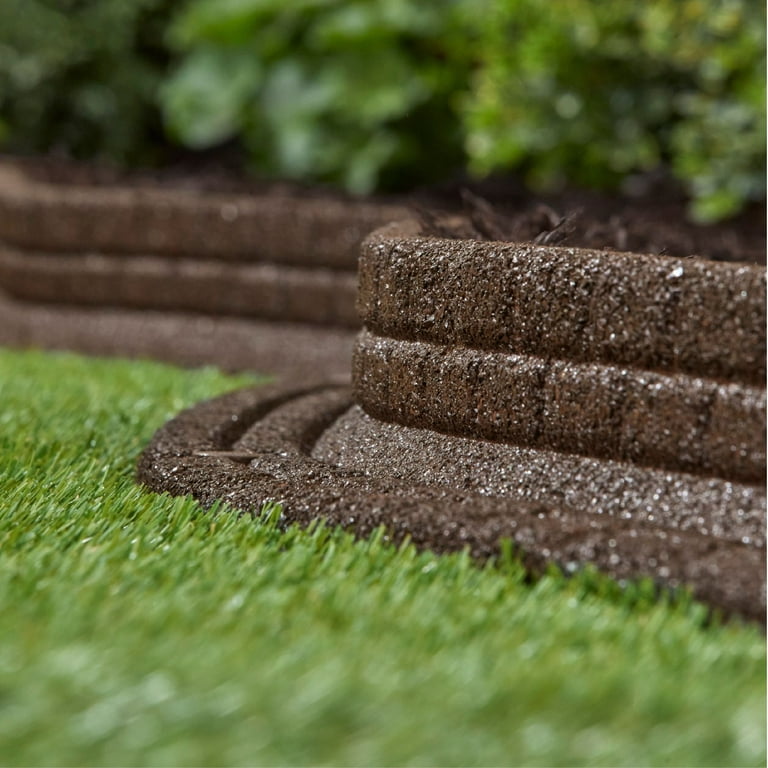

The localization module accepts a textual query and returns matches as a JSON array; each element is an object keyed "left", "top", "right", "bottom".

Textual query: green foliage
[
  {"left": 464, "top": 0, "right": 766, "bottom": 221},
  {"left": 0, "top": 0, "right": 763, "bottom": 215},
  {"left": 0, "top": 348, "right": 765, "bottom": 765},
  {"left": 0, "top": 0, "right": 175, "bottom": 164},
  {"left": 161, "top": 0, "right": 474, "bottom": 193}
]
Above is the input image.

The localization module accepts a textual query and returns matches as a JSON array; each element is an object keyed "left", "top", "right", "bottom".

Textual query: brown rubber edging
[
  {"left": 0, "top": 160, "right": 408, "bottom": 325},
  {"left": 0, "top": 246, "right": 359, "bottom": 327},
  {"left": 353, "top": 331, "right": 765, "bottom": 483},
  {"left": 358, "top": 220, "right": 766, "bottom": 384},
  {"left": 313, "top": 404, "right": 764, "bottom": 544},
  {"left": 134, "top": 212, "right": 765, "bottom": 623},
  {"left": 0, "top": 162, "right": 408, "bottom": 269},
  {"left": 137, "top": 383, "right": 766, "bottom": 623},
  {"left": 354, "top": 218, "right": 766, "bottom": 484},
  {"left": 0, "top": 293, "right": 356, "bottom": 380},
  {"left": 0, "top": 159, "right": 409, "bottom": 377}
]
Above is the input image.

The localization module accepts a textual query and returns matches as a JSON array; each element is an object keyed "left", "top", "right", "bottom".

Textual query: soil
[
  {"left": 419, "top": 185, "right": 766, "bottom": 265},
  {"left": 0, "top": 155, "right": 764, "bottom": 623}
]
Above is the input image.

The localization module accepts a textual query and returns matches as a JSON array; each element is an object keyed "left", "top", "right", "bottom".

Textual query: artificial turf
[{"left": 0, "top": 348, "right": 764, "bottom": 766}]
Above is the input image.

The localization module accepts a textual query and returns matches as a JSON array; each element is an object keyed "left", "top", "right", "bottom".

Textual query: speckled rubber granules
[
  {"left": 141, "top": 216, "right": 763, "bottom": 623},
  {"left": 137, "top": 382, "right": 765, "bottom": 622}
]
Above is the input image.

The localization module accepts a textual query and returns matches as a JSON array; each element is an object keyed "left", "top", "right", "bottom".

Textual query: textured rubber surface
[
  {"left": 0, "top": 246, "right": 359, "bottom": 327},
  {"left": 0, "top": 163, "right": 407, "bottom": 269},
  {"left": 354, "top": 220, "right": 766, "bottom": 485},
  {"left": 137, "top": 383, "right": 766, "bottom": 623},
  {"left": 0, "top": 159, "right": 402, "bottom": 377},
  {"left": 359, "top": 221, "right": 766, "bottom": 384},
  {"left": 353, "top": 331, "right": 765, "bottom": 482},
  {"left": 0, "top": 292, "right": 355, "bottom": 380},
  {"left": 314, "top": 405, "right": 764, "bottom": 545}
]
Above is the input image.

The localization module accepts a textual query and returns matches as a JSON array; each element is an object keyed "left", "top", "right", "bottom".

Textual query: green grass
[{"left": 0, "top": 348, "right": 764, "bottom": 767}]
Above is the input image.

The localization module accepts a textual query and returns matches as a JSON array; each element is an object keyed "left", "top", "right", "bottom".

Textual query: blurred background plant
[
  {"left": 465, "top": 0, "right": 766, "bottom": 221},
  {"left": 0, "top": 0, "right": 175, "bottom": 165},
  {"left": 0, "top": 0, "right": 763, "bottom": 219},
  {"left": 160, "top": 0, "right": 474, "bottom": 193}
]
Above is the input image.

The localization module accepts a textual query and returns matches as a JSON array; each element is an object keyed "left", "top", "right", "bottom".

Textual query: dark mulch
[{"left": 417, "top": 185, "right": 765, "bottom": 264}]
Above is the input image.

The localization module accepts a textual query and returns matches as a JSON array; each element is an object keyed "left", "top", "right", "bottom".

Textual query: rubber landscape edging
[
  {"left": 357, "top": 220, "right": 765, "bottom": 384},
  {"left": 0, "top": 162, "right": 407, "bottom": 268},
  {"left": 0, "top": 159, "right": 762, "bottom": 621},
  {"left": 0, "top": 246, "right": 360, "bottom": 327},
  {"left": 0, "top": 159, "right": 409, "bottom": 378},
  {"left": 353, "top": 330, "right": 765, "bottom": 482},
  {"left": 137, "top": 383, "right": 765, "bottom": 623},
  {"left": 354, "top": 219, "right": 766, "bottom": 483},
  {"left": 0, "top": 296, "right": 356, "bottom": 379},
  {"left": 140, "top": 215, "right": 765, "bottom": 623}
]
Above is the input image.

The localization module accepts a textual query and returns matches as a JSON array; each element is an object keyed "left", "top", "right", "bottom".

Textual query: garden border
[{"left": 137, "top": 382, "right": 765, "bottom": 623}]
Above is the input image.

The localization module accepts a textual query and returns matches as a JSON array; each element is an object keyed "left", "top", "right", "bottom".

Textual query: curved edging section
[
  {"left": 353, "top": 330, "right": 766, "bottom": 483},
  {"left": 0, "top": 292, "right": 356, "bottom": 379},
  {"left": 0, "top": 158, "right": 403, "bottom": 375},
  {"left": 359, "top": 221, "right": 766, "bottom": 384},
  {"left": 137, "top": 383, "right": 766, "bottom": 623},
  {"left": 0, "top": 163, "right": 408, "bottom": 268},
  {"left": 0, "top": 246, "right": 359, "bottom": 327},
  {"left": 312, "top": 404, "right": 765, "bottom": 545}
]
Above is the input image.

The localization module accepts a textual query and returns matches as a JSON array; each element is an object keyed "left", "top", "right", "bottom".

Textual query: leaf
[{"left": 161, "top": 47, "right": 262, "bottom": 147}]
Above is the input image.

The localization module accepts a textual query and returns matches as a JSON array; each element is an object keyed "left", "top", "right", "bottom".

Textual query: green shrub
[
  {"left": 464, "top": 0, "right": 766, "bottom": 221},
  {"left": 2, "top": 0, "right": 761, "bottom": 220},
  {"left": 0, "top": 0, "right": 175, "bottom": 164},
  {"left": 161, "top": 0, "right": 474, "bottom": 193}
]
